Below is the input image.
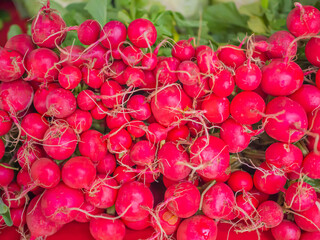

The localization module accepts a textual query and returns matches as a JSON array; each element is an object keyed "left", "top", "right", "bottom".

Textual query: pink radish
[
  {"left": 100, "top": 21, "right": 127, "bottom": 49},
  {"left": 218, "top": 45, "right": 246, "bottom": 69},
  {"left": 106, "top": 112, "right": 131, "bottom": 130},
  {"left": 271, "top": 220, "right": 301, "bottom": 240},
  {"left": 33, "top": 83, "right": 60, "bottom": 115},
  {"left": 177, "top": 61, "right": 200, "bottom": 86},
  {"left": 209, "top": 69, "right": 235, "bottom": 97},
  {"left": 77, "top": 19, "right": 101, "bottom": 45},
  {"left": 130, "top": 140, "right": 156, "bottom": 166},
  {"left": 0, "top": 48, "right": 24, "bottom": 82},
  {"left": 60, "top": 45, "right": 85, "bottom": 68},
  {"left": 305, "top": 38, "right": 320, "bottom": 67},
  {"left": 266, "top": 30, "right": 297, "bottom": 59},
  {"left": 302, "top": 151, "right": 320, "bottom": 179},
  {"left": 66, "top": 109, "right": 92, "bottom": 134},
  {"left": 82, "top": 66, "right": 105, "bottom": 89},
  {"left": 58, "top": 66, "right": 82, "bottom": 90},
  {"left": 172, "top": 38, "right": 195, "bottom": 61},
  {"left": 257, "top": 201, "right": 284, "bottom": 228},
  {"left": 227, "top": 170, "right": 253, "bottom": 192},
  {"left": 128, "top": 18, "right": 157, "bottom": 48},
  {"left": 5, "top": 34, "right": 36, "bottom": 56},
  {"left": 79, "top": 130, "right": 107, "bottom": 163},
  {"left": 294, "top": 199, "right": 320, "bottom": 232},
  {"left": 127, "top": 95, "right": 151, "bottom": 120},
  {"left": 201, "top": 93, "right": 230, "bottom": 124},
  {"left": 0, "top": 110, "right": 12, "bottom": 136},
  {"left": 289, "top": 84, "right": 320, "bottom": 114},
  {"left": 74, "top": 201, "right": 104, "bottom": 223},
  {"left": 154, "top": 57, "right": 180, "bottom": 84},
  {"left": 77, "top": 90, "right": 97, "bottom": 111},
  {"left": 17, "top": 143, "right": 45, "bottom": 169},
  {"left": 106, "top": 128, "right": 132, "bottom": 153},
  {"left": 31, "top": 157, "right": 61, "bottom": 188},
  {"left": 235, "top": 63, "right": 262, "bottom": 91},
  {"left": 96, "top": 152, "right": 116, "bottom": 175},
  {"left": 21, "top": 113, "right": 49, "bottom": 140}
]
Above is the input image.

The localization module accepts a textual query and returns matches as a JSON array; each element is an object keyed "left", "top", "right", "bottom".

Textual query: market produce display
[{"left": 1, "top": 0, "right": 320, "bottom": 239}]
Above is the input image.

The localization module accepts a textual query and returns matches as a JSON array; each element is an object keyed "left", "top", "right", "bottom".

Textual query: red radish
[
  {"left": 34, "top": 83, "right": 60, "bottom": 115},
  {"left": 77, "top": 90, "right": 97, "bottom": 111},
  {"left": 115, "top": 181, "right": 154, "bottom": 221},
  {"left": 220, "top": 118, "right": 253, "bottom": 153},
  {"left": 60, "top": 45, "right": 85, "bottom": 68},
  {"left": 257, "top": 201, "right": 284, "bottom": 228},
  {"left": 31, "top": 157, "right": 61, "bottom": 188},
  {"left": 100, "top": 80, "right": 123, "bottom": 108},
  {"left": 236, "top": 193, "right": 259, "bottom": 218},
  {"left": 271, "top": 220, "right": 301, "bottom": 240},
  {"left": 66, "top": 109, "right": 92, "bottom": 134},
  {"left": 105, "top": 60, "right": 127, "bottom": 85},
  {"left": 83, "top": 44, "right": 107, "bottom": 69},
  {"left": 209, "top": 69, "right": 235, "bottom": 97},
  {"left": 0, "top": 80, "right": 34, "bottom": 114},
  {"left": 124, "top": 215, "right": 150, "bottom": 230},
  {"left": 43, "top": 124, "right": 78, "bottom": 160},
  {"left": 21, "top": 113, "right": 49, "bottom": 140},
  {"left": 141, "top": 53, "right": 157, "bottom": 70},
  {"left": 143, "top": 70, "right": 157, "bottom": 89},
  {"left": 127, "top": 95, "right": 151, "bottom": 120},
  {"left": 17, "top": 168, "right": 43, "bottom": 195},
  {"left": 145, "top": 123, "right": 167, "bottom": 143},
  {"left": 218, "top": 45, "right": 246, "bottom": 69},
  {"left": 201, "top": 93, "right": 230, "bottom": 124},
  {"left": 107, "top": 128, "right": 132, "bottom": 153},
  {"left": 249, "top": 187, "right": 269, "bottom": 204},
  {"left": 0, "top": 163, "right": 14, "bottom": 187},
  {"left": 190, "top": 135, "right": 230, "bottom": 179},
  {"left": 261, "top": 59, "right": 303, "bottom": 96},
  {"left": 85, "top": 175, "right": 118, "bottom": 209},
  {"left": 25, "top": 48, "right": 61, "bottom": 83},
  {"left": 82, "top": 66, "right": 105, "bottom": 89},
  {"left": 172, "top": 38, "right": 195, "bottom": 61},
  {"left": 113, "top": 166, "right": 136, "bottom": 184},
  {"left": 235, "top": 63, "right": 261, "bottom": 90},
  {"left": 154, "top": 57, "right": 180, "bottom": 84},
  {"left": 89, "top": 214, "right": 126, "bottom": 240},
  {"left": 230, "top": 91, "right": 265, "bottom": 125},
  {"left": 302, "top": 152, "right": 320, "bottom": 179},
  {"left": 253, "top": 162, "right": 287, "bottom": 195},
  {"left": 136, "top": 165, "right": 159, "bottom": 184},
  {"left": 228, "top": 170, "right": 253, "bottom": 192},
  {"left": 128, "top": 18, "right": 157, "bottom": 48},
  {"left": 151, "top": 206, "right": 180, "bottom": 235},
  {"left": 263, "top": 97, "right": 308, "bottom": 143},
  {"left": 127, "top": 120, "right": 146, "bottom": 138},
  {"left": 17, "top": 143, "right": 45, "bottom": 169},
  {"left": 197, "top": 48, "right": 221, "bottom": 74},
  {"left": 177, "top": 61, "right": 200, "bottom": 86},
  {"left": 177, "top": 215, "right": 217, "bottom": 240},
  {"left": 47, "top": 222, "right": 94, "bottom": 240},
  {"left": 305, "top": 38, "right": 320, "bottom": 67},
  {"left": 202, "top": 182, "right": 235, "bottom": 219},
  {"left": 195, "top": 45, "right": 211, "bottom": 56},
  {"left": 265, "top": 143, "right": 303, "bottom": 173},
  {"left": 78, "top": 19, "right": 101, "bottom": 45},
  {"left": 100, "top": 21, "right": 127, "bottom": 49},
  {"left": 121, "top": 46, "right": 143, "bottom": 66},
  {"left": 116, "top": 151, "right": 135, "bottom": 167},
  {"left": 0, "top": 48, "right": 24, "bottom": 82},
  {"left": 106, "top": 112, "right": 131, "bottom": 129},
  {"left": 300, "top": 232, "right": 320, "bottom": 239},
  {"left": 2, "top": 182, "right": 26, "bottom": 208},
  {"left": 294, "top": 199, "right": 320, "bottom": 232},
  {"left": 287, "top": 4, "right": 320, "bottom": 37},
  {"left": 130, "top": 140, "right": 155, "bottom": 166},
  {"left": 166, "top": 125, "right": 189, "bottom": 142},
  {"left": 183, "top": 76, "right": 209, "bottom": 99},
  {"left": 123, "top": 67, "right": 145, "bottom": 88},
  {"left": 285, "top": 182, "right": 317, "bottom": 212},
  {"left": 58, "top": 66, "right": 82, "bottom": 90},
  {"left": 96, "top": 152, "right": 116, "bottom": 175},
  {"left": 0, "top": 110, "right": 12, "bottom": 136},
  {"left": 79, "top": 130, "right": 107, "bottom": 163},
  {"left": 151, "top": 85, "right": 191, "bottom": 127},
  {"left": 26, "top": 195, "right": 62, "bottom": 239},
  {"left": 290, "top": 85, "right": 320, "bottom": 114},
  {"left": 316, "top": 70, "right": 320, "bottom": 89},
  {"left": 31, "top": 5, "right": 66, "bottom": 48},
  {"left": 41, "top": 182, "right": 84, "bottom": 224},
  {"left": 62, "top": 156, "right": 96, "bottom": 189},
  {"left": 5, "top": 34, "right": 36, "bottom": 56},
  {"left": 165, "top": 181, "right": 200, "bottom": 218},
  {"left": 10, "top": 207, "right": 26, "bottom": 227},
  {"left": 90, "top": 102, "right": 108, "bottom": 120},
  {"left": 0, "top": 139, "right": 4, "bottom": 159},
  {"left": 158, "top": 142, "right": 191, "bottom": 181},
  {"left": 266, "top": 31, "right": 297, "bottom": 59},
  {"left": 74, "top": 201, "right": 104, "bottom": 223}
]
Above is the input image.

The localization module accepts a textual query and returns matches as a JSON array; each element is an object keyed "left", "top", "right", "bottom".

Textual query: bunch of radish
[{"left": 1, "top": 1, "right": 320, "bottom": 239}]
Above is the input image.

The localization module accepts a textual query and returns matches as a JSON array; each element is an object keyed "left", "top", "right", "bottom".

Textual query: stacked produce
[{"left": 1, "top": 1, "right": 320, "bottom": 239}]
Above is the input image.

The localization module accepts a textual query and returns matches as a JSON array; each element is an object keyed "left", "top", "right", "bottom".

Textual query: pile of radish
[{"left": 1, "top": 1, "right": 320, "bottom": 239}]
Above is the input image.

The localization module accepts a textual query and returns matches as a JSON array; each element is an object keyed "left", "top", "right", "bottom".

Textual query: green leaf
[
  {"left": 117, "top": 10, "right": 132, "bottom": 25},
  {"left": 0, "top": 10, "right": 11, "bottom": 22},
  {"left": 0, "top": 198, "right": 12, "bottom": 227},
  {"left": 248, "top": 16, "right": 268, "bottom": 34},
  {"left": 239, "top": 2, "right": 263, "bottom": 17},
  {"left": 50, "top": 0, "right": 67, "bottom": 16},
  {"left": 7, "top": 24, "right": 23, "bottom": 39},
  {"left": 84, "top": 0, "right": 108, "bottom": 25}
]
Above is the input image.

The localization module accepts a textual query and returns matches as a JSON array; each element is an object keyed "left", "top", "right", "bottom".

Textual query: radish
[
  {"left": 31, "top": 157, "right": 61, "bottom": 188},
  {"left": 235, "top": 63, "right": 262, "bottom": 91},
  {"left": 25, "top": 48, "right": 61, "bottom": 83},
  {"left": 66, "top": 109, "right": 92, "bottom": 134},
  {"left": 17, "top": 142, "right": 46, "bottom": 171},
  {"left": 33, "top": 83, "right": 60, "bottom": 115},
  {"left": 89, "top": 214, "right": 126, "bottom": 240},
  {"left": 253, "top": 162, "right": 287, "bottom": 195},
  {"left": 60, "top": 45, "right": 85, "bottom": 68},
  {"left": 166, "top": 125, "right": 189, "bottom": 142},
  {"left": 74, "top": 201, "right": 104, "bottom": 223},
  {"left": 106, "top": 128, "right": 132, "bottom": 153},
  {"left": 4, "top": 34, "right": 36, "bottom": 56},
  {"left": 100, "top": 21, "right": 127, "bottom": 49},
  {"left": 201, "top": 93, "right": 230, "bottom": 124},
  {"left": 236, "top": 193, "right": 259, "bottom": 218},
  {"left": 190, "top": 135, "right": 230, "bottom": 179},
  {"left": 0, "top": 48, "right": 24, "bottom": 82},
  {"left": 316, "top": 70, "right": 320, "bottom": 89},
  {"left": 79, "top": 130, "right": 107, "bottom": 163},
  {"left": 41, "top": 182, "right": 84, "bottom": 224},
  {"left": 127, "top": 95, "right": 151, "bottom": 120},
  {"left": 249, "top": 187, "right": 269, "bottom": 204},
  {"left": 183, "top": 75, "right": 209, "bottom": 99},
  {"left": 31, "top": 3, "right": 66, "bottom": 48},
  {"left": 151, "top": 205, "right": 180, "bottom": 235},
  {"left": 82, "top": 66, "right": 105, "bottom": 89},
  {"left": 151, "top": 85, "right": 191, "bottom": 127},
  {"left": 116, "top": 150, "right": 135, "bottom": 167},
  {"left": 209, "top": 69, "right": 235, "bottom": 97},
  {"left": 113, "top": 166, "right": 136, "bottom": 184},
  {"left": 62, "top": 156, "right": 96, "bottom": 189},
  {"left": 0, "top": 110, "right": 12, "bottom": 136},
  {"left": 26, "top": 195, "right": 62, "bottom": 239},
  {"left": 43, "top": 124, "right": 78, "bottom": 160},
  {"left": 127, "top": 120, "right": 146, "bottom": 138},
  {"left": 141, "top": 53, "right": 157, "bottom": 70},
  {"left": 85, "top": 174, "right": 118, "bottom": 209},
  {"left": 154, "top": 57, "right": 180, "bottom": 84},
  {"left": 202, "top": 182, "right": 236, "bottom": 219},
  {"left": 106, "top": 112, "right": 131, "bottom": 129},
  {"left": 105, "top": 60, "right": 127, "bottom": 85},
  {"left": 177, "top": 215, "right": 217, "bottom": 240},
  {"left": 146, "top": 123, "right": 167, "bottom": 144},
  {"left": 285, "top": 182, "right": 317, "bottom": 212},
  {"left": 83, "top": 44, "right": 107, "bottom": 69},
  {"left": 130, "top": 140, "right": 156, "bottom": 166},
  {"left": 227, "top": 170, "right": 253, "bottom": 192},
  {"left": 301, "top": 232, "right": 320, "bottom": 239},
  {"left": 271, "top": 220, "right": 301, "bottom": 240},
  {"left": 128, "top": 18, "right": 157, "bottom": 48},
  {"left": 197, "top": 48, "right": 221, "bottom": 74},
  {"left": 10, "top": 207, "right": 26, "bottom": 227},
  {"left": 96, "top": 152, "right": 116, "bottom": 175},
  {"left": 17, "top": 168, "right": 43, "bottom": 195},
  {"left": 287, "top": 3, "right": 320, "bottom": 37},
  {"left": 121, "top": 45, "right": 143, "bottom": 66},
  {"left": 265, "top": 143, "right": 303, "bottom": 173},
  {"left": 289, "top": 84, "right": 320, "bottom": 113},
  {"left": 123, "top": 67, "right": 145, "bottom": 88},
  {"left": 195, "top": 45, "right": 211, "bottom": 56},
  {"left": 46, "top": 222, "right": 94, "bottom": 240},
  {"left": 0, "top": 163, "right": 14, "bottom": 188},
  {"left": 172, "top": 38, "right": 195, "bottom": 61},
  {"left": 21, "top": 113, "right": 49, "bottom": 140},
  {"left": 115, "top": 181, "right": 154, "bottom": 221},
  {"left": 218, "top": 45, "right": 246, "bottom": 69},
  {"left": 100, "top": 80, "right": 123, "bottom": 108},
  {"left": 266, "top": 30, "right": 297, "bottom": 59},
  {"left": 294, "top": 199, "right": 320, "bottom": 232},
  {"left": 78, "top": 19, "right": 101, "bottom": 45},
  {"left": 177, "top": 61, "right": 200, "bottom": 86},
  {"left": 58, "top": 66, "right": 82, "bottom": 90},
  {"left": 2, "top": 182, "right": 26, "bottom": 208},
  {"left": 263, "top": 97, "right": 308, "bottom": 143},
  {"left": 164, "top": 181, "right": 200, "bottom": 218},
  {"left": 257, "top": 201, "right": 284, "bottom": 228},
  {"left": 123, "top": 215, "right": 150, "bottom": 230},
  {"left": 261, "top": 59, "right": 304, "bottom": 96},
  {"left": 302, "top": 152, "right": 320, "bottom": 179},
  {"left": 77, "top": 90, "right": 97, "bottom": 111},
  {"left": 305, "top": 38, "right": 320, "bottom": 67},
  {"left": 91, "top": 102, "right": 109, "bottom": 120},
  {"left": 0, "top": 139, "right": 4, "bottom": 159}
]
